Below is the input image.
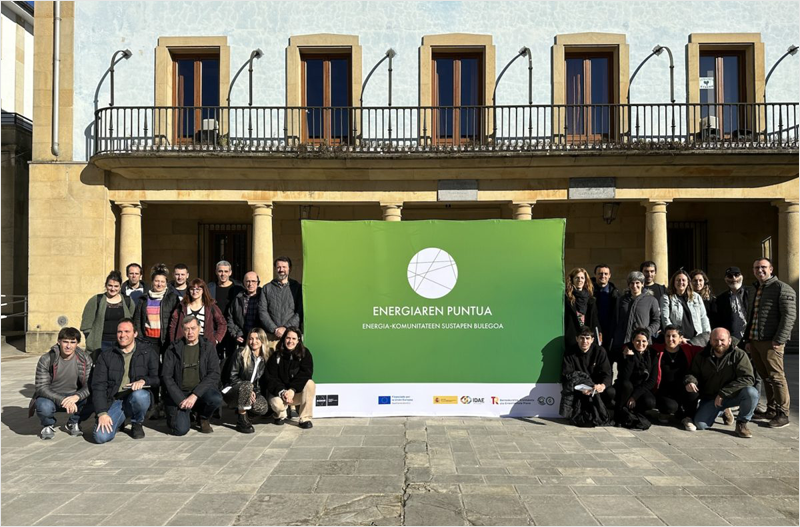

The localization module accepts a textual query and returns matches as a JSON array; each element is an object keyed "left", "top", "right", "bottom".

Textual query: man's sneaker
[
  {"left": 753, "top": 408, "right": 777, "bottom": 420},
  {"left": 199, "top": 418, "right": 214, "bottom": 434},
  {"left": 299, "top": 420, "right": 313, "bottom": 430},
  {"left": 40, "top": 425, "right": 56, "bottom": 440},
  {"left": 236, "top": 413, "right": 255, "bottom": 434},
  {"left": 681, "top": 417, "right": 697, "bottom": 431},
  {"left": 657, "top": 413, "right": 671, "bottom": 425},
  {"left": 722, "top": 408, "right": 735, "bottom": 425},
  {"left": 130, "top": 422, "right": 145, "bottom": 439},
  {"left": 735, "top": 421, "right": 753, "bottom": 438},
  {"left": 274, "top": 417, "right": 284, "bottom": 426},
  {"left": 768, "top": 413, "right": 790, "bottom": 429},
  {"left": 66, "top": 422, "right": 83, "bottom": 437}
]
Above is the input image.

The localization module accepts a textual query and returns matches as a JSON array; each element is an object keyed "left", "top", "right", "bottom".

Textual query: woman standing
[
  {"left": 564, "top": 268, "right": 601, "bottom": 349},
  {"left": 80, "top": 270, "right": 135, "bottom": 359},
  {"left": 223, "top": 328, "right": 270, "bottom": 433},
  {"left": 661, "top": 269, "right": 711, "bottom": 347},
  {"left": 133, "top": 264, "right": 181, "bottom": 350},
  {"left": 169, "top": 279, "right": 227, "bottom": 345},
  {"left": 265, "top": 327, "right": 315, "bottom": 429},
  {"left": 690, "top": 269, "right": 717, "bottom": 328}
]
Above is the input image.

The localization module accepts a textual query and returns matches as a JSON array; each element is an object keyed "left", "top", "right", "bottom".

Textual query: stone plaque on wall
[
  {"left": 438, "top": 180, "right": 478, "bottom": 201},
  {"left": 568, "top": 178, "right": 616, "bottom": 200}
]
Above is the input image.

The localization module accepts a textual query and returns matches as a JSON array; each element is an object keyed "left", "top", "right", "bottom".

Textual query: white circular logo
[{"left": 407, "top": 248, "right": 458, "bottom": 299}]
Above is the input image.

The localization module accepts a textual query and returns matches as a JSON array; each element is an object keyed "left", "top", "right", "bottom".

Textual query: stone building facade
[{"left": 26, "top": 1, "right": 799, "bottom": 352}]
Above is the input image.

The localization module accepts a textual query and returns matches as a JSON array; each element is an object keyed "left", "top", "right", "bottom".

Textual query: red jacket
[
  {"left": 169, "top": 303, "right": 227, "bottom": 344},
  {"left": 651, "top": 343, "right": 703, "bottom": 390}
]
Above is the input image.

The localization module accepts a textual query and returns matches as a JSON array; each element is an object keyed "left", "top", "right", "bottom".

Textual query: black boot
[{"left": 236, "top": 412, "right": 255, "bottom": 434}]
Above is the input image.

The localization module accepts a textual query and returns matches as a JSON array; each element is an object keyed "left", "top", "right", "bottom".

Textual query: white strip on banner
[{"left": 312, "top": 383, "right": 562, "bottom": 418}]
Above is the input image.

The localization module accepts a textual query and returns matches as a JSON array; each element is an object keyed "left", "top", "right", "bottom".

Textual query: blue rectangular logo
[{"left": 378, "top": 396, "right": 391, "bottom": 405}]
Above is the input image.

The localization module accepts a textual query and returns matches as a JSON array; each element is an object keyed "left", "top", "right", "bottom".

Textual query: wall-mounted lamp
[
  {"left": 299, "top": 205, "right": 320, "bottom": 220},
  {"left": 603, "top": 202, "right": 621, "bottom": 224}
]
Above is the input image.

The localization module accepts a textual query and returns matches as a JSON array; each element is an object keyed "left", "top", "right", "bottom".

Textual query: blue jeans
[
  {"left": 694, "top": 386, "right": 759, "bottom": 430},
  {"left": 93, "top": 389, "right": 152, "bottom": 444},
  {"left": 165, "top": 389, "right": 223, "bottom": 436},
  {"left": 35, "top": 397, "right": 93, "bottom": 427}
]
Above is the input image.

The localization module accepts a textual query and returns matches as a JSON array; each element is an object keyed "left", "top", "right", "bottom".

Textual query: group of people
[
  {"left": 30, "top": 254, "right": 796, "bottom": 443},
  {"left": 32, "top": 258, "right": 315, "bottom": 442},
  {"left": 561, "top": 258, "right": 796, "bottom": 437}
]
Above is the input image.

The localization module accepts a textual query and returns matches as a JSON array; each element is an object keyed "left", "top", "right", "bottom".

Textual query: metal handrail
[
  {"left": 1, "top": 294, "right": 28, "bottom": 334},
  {"left": 92, "top": 102, "right": 799, "bottom": 156}
]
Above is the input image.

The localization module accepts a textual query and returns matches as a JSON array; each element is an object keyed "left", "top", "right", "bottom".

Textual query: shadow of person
[
  {"left": 1, "top": 405, "right": 42, "bottom": 436},
  {"left": 506, "top": 337, "right": 564, "bottom": 418},
  {"left": 19, "top": 383, "right": 35, "bottom": 398}
]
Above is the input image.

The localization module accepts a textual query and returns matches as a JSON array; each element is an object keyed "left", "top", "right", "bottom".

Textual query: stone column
[
  {"left": 642, "top": 200, "right": 670, "bottom": 285},
  {"left": 775, "top": 200, "right": 799, "bottom": 293},
  {"left": 117, "top": 202, "right": 142, "bottom": 270},
  {"left": 511, "top": 202, "right": 534, "bottom": 220},
  {"left": 250, "top": 201, "right": 274, "bottom": 283},
  {"left": 381, "top": 203, "right": 403, "bottom": 221}
]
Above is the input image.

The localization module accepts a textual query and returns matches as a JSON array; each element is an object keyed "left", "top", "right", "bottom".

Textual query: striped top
[
  {"left": 144, "top": 298, "right": 162, "bottom": 339},
  {"left": 189, "top": 305, "right": 206, "bottom": 335}
]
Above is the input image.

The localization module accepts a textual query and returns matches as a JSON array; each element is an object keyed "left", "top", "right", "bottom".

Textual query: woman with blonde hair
[
  {"left": 564, "top": 267, "right": 601, "bottom": 351},
  {"left": 661, "top": 269, "right": 711, "bottom": 346},
  {"left": 690, "top": 269, "right": 717, "bottom": 327},
  {"left": 222, "top": 327, "right": 270, "bottom": 433}
]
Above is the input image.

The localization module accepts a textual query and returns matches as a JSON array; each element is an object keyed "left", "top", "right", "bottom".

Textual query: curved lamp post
[
  {"left": 492, "top": 47, "right": 532, "bottom": 139},
  {"left": 764, "top": 45, "right": 798, "bottom": 103},
  {"left": 361, "top": 48, "right": 396, "bottom": 107},
  {"left": 94, "top": 48, "right": 131, "bottom": 110},
  {"left": 227, "top": 48, "right": 264, "bottom": 107},
  {"left": 627, "top": 45, "right": 674, "bottom": 105}
]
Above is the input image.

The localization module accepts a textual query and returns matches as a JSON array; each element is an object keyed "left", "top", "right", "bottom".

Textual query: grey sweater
[{"left": 257, "top": 279, "right": 303, "bottom": 334}]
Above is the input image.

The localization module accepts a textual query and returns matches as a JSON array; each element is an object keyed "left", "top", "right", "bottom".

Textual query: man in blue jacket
[{"left": 92, "top": 318, "right": 160, "bottom": 443}]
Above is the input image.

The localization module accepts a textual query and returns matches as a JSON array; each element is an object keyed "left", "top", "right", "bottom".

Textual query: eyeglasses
[{"left": 189, "top": 287, "right": 203, "bottom": 291}]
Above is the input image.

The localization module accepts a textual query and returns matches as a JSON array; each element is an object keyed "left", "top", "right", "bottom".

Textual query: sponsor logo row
[{"left": 317, "top": 394, "right": 556, "bottom": 407}]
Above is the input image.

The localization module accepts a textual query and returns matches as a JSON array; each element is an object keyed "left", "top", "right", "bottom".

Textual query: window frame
[
  {"left": 300, "top": 52, "right": 353, "bottom": 145},
  {"left": 563, "top": 50, "right": 615, "bottom": 142},
  {"left": 431, "top": 51, "right": 485, "bottom": 145},
  {"left": 171, "top": 51, "right": 221, "bottom": 144}
]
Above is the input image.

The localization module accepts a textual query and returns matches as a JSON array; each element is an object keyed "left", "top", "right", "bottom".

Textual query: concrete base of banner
[{"left": 311, "top": 383, "right": 562, "bottom": 418}]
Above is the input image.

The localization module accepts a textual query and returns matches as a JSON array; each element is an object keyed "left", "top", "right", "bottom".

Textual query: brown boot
[
  {"left": 199, "top": 418, "right": 213, "bottom": 434},
  {"left": 722, "top": 408, "right": 735, "bottom": 425},
  {"left": 735, "top": 421, "right": 752, "bottom": 438}
]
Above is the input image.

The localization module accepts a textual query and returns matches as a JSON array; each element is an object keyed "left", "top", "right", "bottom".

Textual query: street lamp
[
  {"left": 492, "top": 47, "right": 532, "bottom": 139},
  {"left": 627, "top": 45, "right": 674, "bottom": 105},
  {"left": 107, "top": 49, "right": 132, "bottom": 108},
  {"left": 764, "top": 45, "right": 798, "bottom": 103},
  {"left": 227, "top": 48, "right": 264, "bottom": 107},
  {"left": 361, "top": 48, "right": 397, "bottom": 107}
]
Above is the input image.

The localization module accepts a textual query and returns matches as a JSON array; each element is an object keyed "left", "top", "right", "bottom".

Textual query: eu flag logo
[{"left": 378, "top": 396, "right": 391, "bottom": 405}]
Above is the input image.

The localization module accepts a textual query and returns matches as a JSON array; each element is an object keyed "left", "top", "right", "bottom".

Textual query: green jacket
[
  {"left": 744, "top": 276, "right": 797, "bottom": 344},
  {"left": 80, "top": 294, "right": 135, "bottom": 352},
  {"left": 684, "top": 344, "right": 754, "bottom": 399}
]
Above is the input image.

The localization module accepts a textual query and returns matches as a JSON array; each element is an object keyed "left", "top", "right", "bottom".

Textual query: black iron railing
[{"left": 93, "top": 102, "right": 799, "bottom": 156}]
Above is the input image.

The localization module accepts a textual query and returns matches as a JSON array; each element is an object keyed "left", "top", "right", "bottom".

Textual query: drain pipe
[{"left": 51, "top": 1, "right": 61, "bottom": 157}]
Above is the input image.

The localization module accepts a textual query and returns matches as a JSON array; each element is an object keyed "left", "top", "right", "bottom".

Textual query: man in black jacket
[
  {"left": 592, "top": 264, "right": 620, "bottom": 347},
  {"left": 560, "top": 327, "right": 615, "bottom": 425},
  {"left": 227, "top": 271, "right": 263, "bottom": 346},
  {"left": 122, "top": 263, "right": 147, "bottom": 305},
  {"left": 92, "top": 319, "right": 160, "bottom": 443},
  {"left": 161, "top": 315, "right": 223, "bottom": 435}
]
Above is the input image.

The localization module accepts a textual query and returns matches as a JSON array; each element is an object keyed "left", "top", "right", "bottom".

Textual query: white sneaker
[
  {"left": 682, "top": 417, "right": 697, "bottom": 431},
  {"left": 40, "top": 425, "right": 56, "bottom": 440}
]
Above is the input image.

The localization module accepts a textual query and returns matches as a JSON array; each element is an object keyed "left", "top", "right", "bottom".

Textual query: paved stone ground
[{"left": 2, "top": 352, "right": 798, "bottom": 526}]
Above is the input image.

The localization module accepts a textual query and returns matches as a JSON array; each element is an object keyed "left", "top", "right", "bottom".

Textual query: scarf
[{"left": 573, "top": 288, "right": 590, "bottom": 315}]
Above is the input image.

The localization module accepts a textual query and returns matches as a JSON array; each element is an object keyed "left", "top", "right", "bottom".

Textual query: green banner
[{"left": 302, "top": 220, "right": 565, "bottom": 384}]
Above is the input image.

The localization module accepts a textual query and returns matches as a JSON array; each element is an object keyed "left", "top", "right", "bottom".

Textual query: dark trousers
[
  {"left": 164, "top": 388, "right": 223, "bottom": 436},
  {"left": 615, "top": 380, "right": 656, "bottom": 411},
  {"left": 656, "top": 382, "right": 700, "bottom": 418}
]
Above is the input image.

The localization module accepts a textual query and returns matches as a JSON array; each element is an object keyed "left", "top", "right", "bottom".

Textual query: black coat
[
  {"left": 208, "top": 280, "right": 245, "bottom": 307},
  {"left": 616, "top": 346, "right": 658, "bottom": 401},
  {"left": 716, "top": 286, "right": 753, "bottom": 334},
  {"left": 133, "top": 290, "right": 181, "bottom": 345},
  {"left": 226, "top": 291, "right": 262, "bottom": 340},
  {"left": 161, "top": 336, "right": 221, "bottom": 404},
  {"left": 561, "top": 342, "right": 612, "bottom": 388},
  {"left": 264, "top": 348, "right": 313, "bottom": 395},
  {"left": 91, "top": 339, "right": 160, "bottom": 415},
  {"left": 592, "top": 279, "right": 621, "bottom": 345},
  {"left": 564, "top": 294, "right": 601, "bottom": 349}
]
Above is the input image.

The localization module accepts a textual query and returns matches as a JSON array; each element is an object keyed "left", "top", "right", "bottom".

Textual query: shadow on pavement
[{"left": 1, "top": 405, "right": 39, "bottom": 436}]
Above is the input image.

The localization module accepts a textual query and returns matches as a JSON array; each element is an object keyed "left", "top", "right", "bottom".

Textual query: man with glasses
[
  {"left": 743, "top": 258, "right": 796, "bottom": 428},
  {"left": 161, "top": 315, "right": 222, "bottom": 435},
  {"left": 227, "top": 271, "right": 263, "bottom": 346}
]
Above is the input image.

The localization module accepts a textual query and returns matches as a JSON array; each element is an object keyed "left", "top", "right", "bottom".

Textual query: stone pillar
[
  {"left": 250, "top": 202, "right": 274, "bottom": 283},
  {"left": 381, "top": 203, "right": 403, "bottom": 221},
  {"left": 774, "top": 200, "right": 799, "bottom": 294},
  {"left": 511, "top": 202, "right": 534, "bottom": 220},
  {"left": 642, "top": 200, "right": 670, "bottom": 285},
  {"left": 117, "top": 202, "right": 142, "bottom": 270}
]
